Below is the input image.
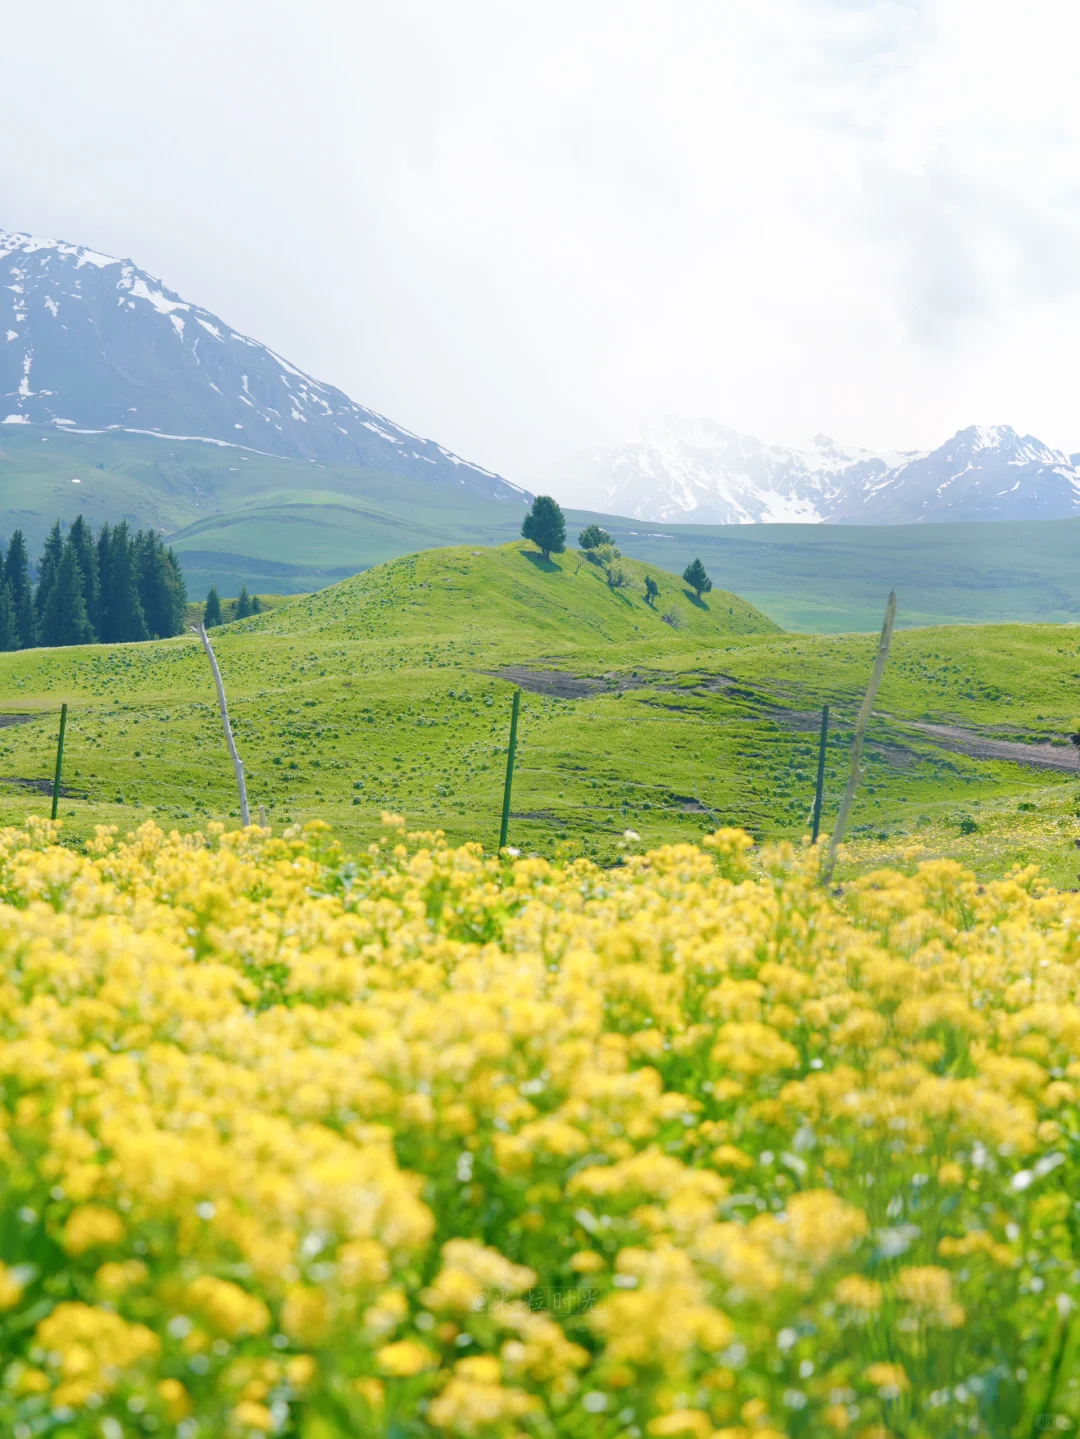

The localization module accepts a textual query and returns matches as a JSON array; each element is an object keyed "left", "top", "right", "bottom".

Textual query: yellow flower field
[{"left": 0, "top": 814, "right": 1078, "bottom": 1438}]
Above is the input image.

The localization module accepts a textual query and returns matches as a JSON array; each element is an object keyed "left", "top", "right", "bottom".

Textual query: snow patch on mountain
[
  {"left": 554, "top": 417, "right": 1080, "bottom": 525},
  {"left": 0, "top": 229, "right": 527, "bottom": 503}
]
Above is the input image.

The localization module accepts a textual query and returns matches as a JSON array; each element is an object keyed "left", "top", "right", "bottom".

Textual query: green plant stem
[
  {"left": 1030, "top": 1313, "right": 1072, "bottom": 1438},
  {"left": 51, "top": 702, "right": 67, "bottom": 821},
  {"left": 499, "top": 688, "right": 521, "bottom": 851}
]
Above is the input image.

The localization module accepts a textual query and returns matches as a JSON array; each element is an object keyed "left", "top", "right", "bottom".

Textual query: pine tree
[
  {"left": 521, "top": 496, "right": 566, "bottom": 560},
  {"left": 96, "top": 523, "right": 113, "bottom": 640},
  {"left": 682, "top": 557, "right": 712, "bottom": 599},
  {"left": 164, "top": 546, "right": 188, "bottom": 635},
  {"left": 40, "top": 540, "right": 95, "bottom": 647},
  {"left": 4, "top": 531, "right": 34, "bottom": 649},
  {"left": 67, "top": 515, "right": 101, "bottom": 640},
  {"left": 35, "top": 521, "right": 63, "bottom": 624},
  {"left": 0, "top": 583, "right": 17, "bottom": 652},
  {"left": 204, "top": 586, "right": 222, "bottom": 627},
  {"left": 100, "top": 522, "right": 148, "bottom": 643},
  {"left": 250, "top": 594, "right": 262, "bottom": 615},
  {"left": 234, "top": 584, "right": 252, "bottom": 620},
  {"left": 135, "top": 530, "right": 187, "bottom": 639}
]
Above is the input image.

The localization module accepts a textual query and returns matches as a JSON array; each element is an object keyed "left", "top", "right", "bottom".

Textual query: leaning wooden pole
[
  {"left": 499, "top": 688, "right": 521, "bottom": 851},
  {"left": 810, "top": 703, "right": 829, "bottom": 843},
  {"left": 195, "top": 622, "right": 250, "bottom": 827},
  {"left": 51, "top": 702, "right": 68, "bottom": 821},
  {"left": 821, "top": 592, "right": 897, "bottom": 883}
]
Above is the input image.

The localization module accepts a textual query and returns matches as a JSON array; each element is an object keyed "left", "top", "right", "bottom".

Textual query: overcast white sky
[{"left": 3, "top": 0, "right": 1079, "bottom": 483}]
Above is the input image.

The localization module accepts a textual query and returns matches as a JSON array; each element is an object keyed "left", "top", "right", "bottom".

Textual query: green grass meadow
[{"left": 0, "top": 539, "right": 1075, "bottom": 884}]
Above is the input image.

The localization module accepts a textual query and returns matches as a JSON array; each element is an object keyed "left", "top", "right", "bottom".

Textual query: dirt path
[
  {"left": 903, "top": 721, "right": 1079, "bottom": 772},
  {"left": 484, "top": 665, "right": 1079, "bottom": 775}
]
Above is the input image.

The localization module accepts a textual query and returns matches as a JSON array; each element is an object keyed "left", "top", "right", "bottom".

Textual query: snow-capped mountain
[
  {"left": 0, "top": 229, "right": 526, "bottom": 502},
  {"left": 555, "top": 417, "right": 1080, "bottom": 525}
]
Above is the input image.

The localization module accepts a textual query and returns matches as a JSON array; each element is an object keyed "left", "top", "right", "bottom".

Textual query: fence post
[
  {"left": 822, "top": 591, "right": 897, "bottom": 883},
  {"left": 811, "top": 704, "right": 829, "bottom": 843},
  {"left": 194, "top": 622, "right": 250, "bottom": 826},
  {"left": 51, "top": 703, "right": 68, "bottom": 821},
  {"left": 499, "top": 688, "right": 521, "bottom": 851}
]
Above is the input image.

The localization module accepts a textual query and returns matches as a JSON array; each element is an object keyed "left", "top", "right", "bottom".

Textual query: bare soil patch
[
  {"left": 904, "top": 721, "right": 1078, "bottom": 772},
  {"left": 1, "top": 777, "right": 87, "bottom": 798}
]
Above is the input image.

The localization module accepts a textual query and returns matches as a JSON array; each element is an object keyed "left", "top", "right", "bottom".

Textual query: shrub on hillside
[
  {"left": 682, "top": 556, "right": 712, "bottom": 599},
  {"left": 578, "top": 523, "right": 612, "bottom": 550}
]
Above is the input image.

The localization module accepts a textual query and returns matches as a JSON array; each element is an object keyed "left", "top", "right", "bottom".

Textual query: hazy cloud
[{"left": 2, "top": 0, "right": 1079, "bottom": 485}]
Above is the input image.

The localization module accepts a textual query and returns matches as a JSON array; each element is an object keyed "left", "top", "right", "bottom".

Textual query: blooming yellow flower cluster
[{"left": 0, "top": 814, "right": 1078, "bottom": 1438}]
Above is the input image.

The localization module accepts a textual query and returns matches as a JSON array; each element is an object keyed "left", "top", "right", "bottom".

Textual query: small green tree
[
  {"left": 250, "top": 594, "right": 262, "bottom": 615},
  {"left": 682, "top": 557, "right": 712, "bottom": 599},
  {"left": 68, "top": 516, "right": 100, "bottom": 639},
  {"left": 521, "top": 496, "right": 566, "bottom": 560},
  {"left": 4, "top": 531, "right": 34, "bottom": 649},
  {"left": 204, "top": 586, "right": 222, "bottom": 627},
  {"left": 0, "top": 583, "right": 17, "bottom": 652},
  {"left": 34, "top": 521, "right": 64, "bottom": 626},
  {"left": 578, "top": 524, "right": 612, "bottom": 550},
  {"left": 40, "top": 540, "right": 95, "bottom": 647},
  {"left": 98, "top": 521, "right": 148, "bottom": 642},
  {"left": 644, "top": 576, "right": 660, "bottom": 606},
  {"left": 234, "top": 585, "right": 252, "bottom": 620}
]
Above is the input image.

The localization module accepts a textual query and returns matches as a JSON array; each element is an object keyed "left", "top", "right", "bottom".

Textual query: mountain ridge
[
  {"left": 553, "top": 417, "right": 1080, "bottom": 525},
  {"left": 0, "top": 229, "right": 527, "bottom": 504}
]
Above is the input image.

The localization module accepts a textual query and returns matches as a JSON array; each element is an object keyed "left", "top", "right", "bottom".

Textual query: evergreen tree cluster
[
  {"left": 0, "top": 517, "right": 188, "bottom": 651},
  {"left": 202, "top": 583, "right": 261, "bottom": 627}
]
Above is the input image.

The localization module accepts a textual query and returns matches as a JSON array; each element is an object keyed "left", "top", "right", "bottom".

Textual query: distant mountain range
[
  {"left": 6, "top": 228, "right": 1080, "bottom": 531},
  {"left": 555, "top": 417, "right": 1080, "bottom": 524},
  {"left": 0, "top": 228, "right": 526, "bottom": 503}
]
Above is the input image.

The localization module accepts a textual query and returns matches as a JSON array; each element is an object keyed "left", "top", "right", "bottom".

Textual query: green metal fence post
[
  {"left": 811, "top": 703, "right": 829, "bottom": 843},
  {"left": 499, "top": 688, "right": 521, "bottom": 851},
  {"left": 51, "top": 703, "right": 68, "bottom": 821}
]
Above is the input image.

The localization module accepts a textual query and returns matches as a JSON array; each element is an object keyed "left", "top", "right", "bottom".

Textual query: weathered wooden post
[
  {"left": 822, "top": 592, "right": 897, "bottom": 883},
  {"left": 194, "top": 622, "right": 250, "bottom": 826}
]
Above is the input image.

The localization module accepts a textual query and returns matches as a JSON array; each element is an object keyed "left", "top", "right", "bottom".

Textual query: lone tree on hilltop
[
  {"left": 522, "top": 496, "right": 566, "bottom": 560},
  {"left": 578, "top": 523, "right": 612, "bottom": 550},
  {"left": 204, "top": 586, "right": 222, "bottom": 627},
  {"left": 683, "top": 557, "right": 712, "bottom": 599},
  {"left": 644, "top": 575, "right": 660, "bottom": 606}
]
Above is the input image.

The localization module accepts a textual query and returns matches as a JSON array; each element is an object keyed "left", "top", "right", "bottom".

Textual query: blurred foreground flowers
[{"left": 0, "top": 814, "right": 1079, "bottom": 1437}]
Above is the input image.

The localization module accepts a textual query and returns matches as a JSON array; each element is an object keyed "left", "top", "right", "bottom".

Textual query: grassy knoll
[
  {"left": 0, "top": 541, "right": 1074, "bottom": 881},
  {"left": 9, "top": 427, "right": 1080, "bottom": 631},
  {"left": 590, "top": 511, "right": 1080, "bottom": 631}
]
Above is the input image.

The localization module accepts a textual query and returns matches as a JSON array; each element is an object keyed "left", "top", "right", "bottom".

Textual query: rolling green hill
[
  {"left": 4, "top": 427, "right": 1080, "bottom": 631},
  {"left": 0, "top": 540, "right": 1072, "bottom": 884},
  {"left": 583, "top": 512, "right": 1080, "bottom": 631},
  {"left": 0, "top": 427, "right": 528, "bottom": 593}
]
